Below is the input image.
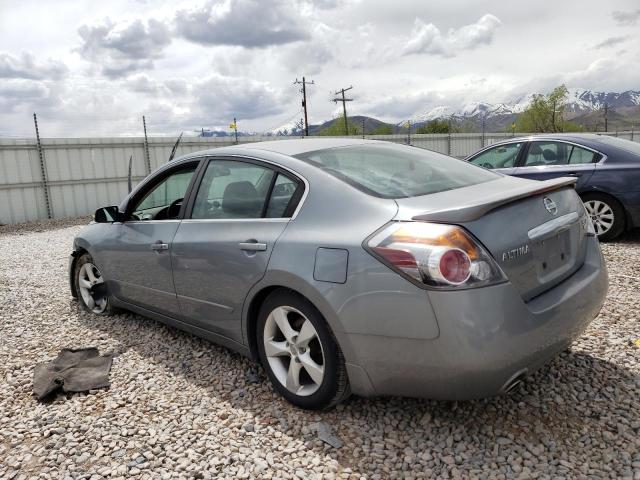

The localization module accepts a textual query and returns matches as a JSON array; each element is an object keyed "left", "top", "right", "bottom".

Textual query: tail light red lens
[{"left": 366, "top": 222, "right": 506, "bottom": 289}]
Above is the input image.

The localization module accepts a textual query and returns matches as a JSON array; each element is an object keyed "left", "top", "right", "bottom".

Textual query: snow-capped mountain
[
  {"left": 268, "top": 119, "right": 303, "bottom": 136},
  {"left": 419, "top": 89, "right": 640, "bottom": 122}
]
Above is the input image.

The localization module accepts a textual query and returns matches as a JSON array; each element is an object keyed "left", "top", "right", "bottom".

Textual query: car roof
[
  {"left": 175, "top": 138, "right": 382, "bottom": 162},
  {"left": 488, "top": 133, "right": 618, "bottom": 151}
]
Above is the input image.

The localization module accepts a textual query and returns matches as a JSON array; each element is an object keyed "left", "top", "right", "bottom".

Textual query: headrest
[{"left": 222, "top": 181, "right": 261, "bottom": 216}]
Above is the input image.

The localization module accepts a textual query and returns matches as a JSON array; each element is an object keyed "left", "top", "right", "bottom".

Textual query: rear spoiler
[{"left": 412, "top": 177, "right": 577, "bottom": 223}]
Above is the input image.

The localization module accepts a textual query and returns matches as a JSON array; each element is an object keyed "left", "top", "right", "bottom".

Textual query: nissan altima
[{"left": 70, "top": 139, "right": 608, "bottom": 409}]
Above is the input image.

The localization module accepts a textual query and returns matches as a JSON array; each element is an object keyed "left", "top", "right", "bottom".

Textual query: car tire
[
  {"left": 582, "top": 193, "right": 625, "bottom": 241},
  {"left": 256, "top": 289, "right": 350, "bottom": 410},
  {"left": 74, "top": 253, "right": 116, "bottom": 315}
]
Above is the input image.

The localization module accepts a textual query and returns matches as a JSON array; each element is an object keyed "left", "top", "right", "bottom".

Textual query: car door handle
[
  {"left": 566, "top": 173, "right": 582, "bottom": 177},
  {"left": 239, "top": 241, "right": 267, "bottom": 251},
  {"left": 151, "top": 241, "right": 169, "bottom": 251}
]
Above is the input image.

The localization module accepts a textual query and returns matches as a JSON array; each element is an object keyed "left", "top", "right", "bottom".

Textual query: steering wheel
[
  {"left": 482, "top": 162, "right": 494, "bottom": 169},
  {"left": 166, "top": 198, "right": 183, "bottom": 219}
]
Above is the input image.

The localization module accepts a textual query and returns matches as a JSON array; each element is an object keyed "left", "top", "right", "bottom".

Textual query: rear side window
[
  {"left": 524, "top": 141, "right": 599, "bottom": 166},
  {"left": 266, "top": 174, "right": 299, "bottom": 218},
  {"left": 295, "top": 144, "right": 499, "bottom": 199}
]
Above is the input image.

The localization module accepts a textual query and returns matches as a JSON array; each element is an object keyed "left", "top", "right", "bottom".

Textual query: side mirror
[{"left": 94, "top": 206, "right": 122, "bottom": 223}]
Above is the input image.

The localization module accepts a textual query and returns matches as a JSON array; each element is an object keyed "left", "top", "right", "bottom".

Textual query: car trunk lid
[{"left": 394, "top": 176, "right": 589, "bottom": 301}]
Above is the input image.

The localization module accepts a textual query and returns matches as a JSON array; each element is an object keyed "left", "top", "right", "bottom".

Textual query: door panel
[
  {"left": 170, "top": 158, "right": 301, "bottom": 342},
  {"left": 103, "top": 221, "right": 182, "bottom": 316},
  {"left": 102, "top": 161, "right": 200, "bottom": 316},
  {"left": 171, "top": 220, "right": 289, "bottom": 341}
]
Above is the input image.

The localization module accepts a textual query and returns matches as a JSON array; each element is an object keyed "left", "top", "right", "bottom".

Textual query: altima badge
[
  {"left": 502, "top": 244, "right": 530, "bottom": 262},
  {"left": 543, "top": 197, "right": 558, "bottom": 215}
]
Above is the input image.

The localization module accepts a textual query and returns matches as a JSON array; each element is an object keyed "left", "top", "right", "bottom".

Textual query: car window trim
[
  {"left": 515, "top": 140, "right": 606, "bottom": 169},
  {"left": 183, "top": 155, "right": 307, "bottom": 221},
  {"left": 124, "top": 158, "right": 204, "bottom": 222}
]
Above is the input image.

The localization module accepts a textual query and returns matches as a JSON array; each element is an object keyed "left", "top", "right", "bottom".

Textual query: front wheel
[
  {"left": 74, "top": 253, "right": 116, "bottom": 315},
  {"left": 582, "top": 194, "right": 625, "bottom": 241},
  {"left": 257, "top": 290, "right": 350, "bottom": 410}
]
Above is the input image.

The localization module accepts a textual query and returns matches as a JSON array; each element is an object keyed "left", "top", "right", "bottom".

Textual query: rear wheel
[
  {"left": 257, "top": 290, "right": 350, "bottom": 410},
  {"left": 582, "top": 193, "right": 625, "bottom": 241},
  {"left": 74, "top": 253, "right": 115, "bottom": 315}
]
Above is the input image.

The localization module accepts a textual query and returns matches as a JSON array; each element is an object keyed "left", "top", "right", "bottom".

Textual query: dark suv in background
[{"left": 467, "top": 134, "right": 640, "bottom": 240}]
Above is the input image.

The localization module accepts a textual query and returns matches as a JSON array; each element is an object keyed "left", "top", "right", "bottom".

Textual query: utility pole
[
  {"left": 362, "top": 117, "right": 365, "bottom": 139},
  {"left": 332, "top": 85, "right": 353, "bottom": 135},
  {"left": 481, "top": 115, "right": 486, "bottom": 147},
  {"left": 407, "top": 120, "right": 411, "bottom": 145},
  {"left": 294, "top": 77, "right": 314, "bottom": 136},
  {"left": 604, "top": 103, "right": 608, "bottom": 133}
]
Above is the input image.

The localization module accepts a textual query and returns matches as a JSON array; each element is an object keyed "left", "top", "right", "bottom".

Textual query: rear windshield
[
  {"left": 294, "top": 144, "right": 499, "bottom": 198},
  {"left": 596, "top": 135, "right": 640, "bottom": 156}
]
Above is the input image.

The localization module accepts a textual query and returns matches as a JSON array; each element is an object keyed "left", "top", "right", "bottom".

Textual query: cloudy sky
[{"left": 1, "top": 0, "right": 639, "bottom": 137}]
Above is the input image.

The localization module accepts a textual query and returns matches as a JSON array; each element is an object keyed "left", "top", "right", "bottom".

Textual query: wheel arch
[
  {"left": 242, "top": 272, "right": 355, "bottom": 365},
  {"left": 69, "top": 246, "right": 89, "bottom": 298}
]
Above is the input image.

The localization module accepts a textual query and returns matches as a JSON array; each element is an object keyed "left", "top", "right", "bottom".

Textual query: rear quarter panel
[{"left": 588, "top": 159, "right": 640, "bottom": 227}]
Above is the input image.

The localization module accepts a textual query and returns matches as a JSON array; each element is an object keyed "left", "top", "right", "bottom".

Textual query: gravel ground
[{"left": 1, "top": 220, "right": 639, "bottom": 479}]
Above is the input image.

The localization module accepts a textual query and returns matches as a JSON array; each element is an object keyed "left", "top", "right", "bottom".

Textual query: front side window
[
  {"left": 469, "top": 143, "right": 523, "bottom": 169},
  {"left": 191, "top": 160, "right": 275, "bottom": 219},
  {"left": 295, "top": 144, "right": 499, "bottom": 199},
  {"left": 131, "top": 165, "right": 196, "bottom": 220}
]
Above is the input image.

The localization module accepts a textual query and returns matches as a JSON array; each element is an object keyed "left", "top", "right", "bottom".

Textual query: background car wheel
[
  {"left": 257, "top": 289, "right": 350, "bottom": 410},
  {"left": 74, "top": 253, "right": 115, "bottom": 315},
  {"left": 582, "top": 193, "right": 625, "bottom": 241}
]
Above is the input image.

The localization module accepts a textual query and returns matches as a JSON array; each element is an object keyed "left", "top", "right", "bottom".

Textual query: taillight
[{"left": 366, "top": 222, "right": 506, "bottom": 289}]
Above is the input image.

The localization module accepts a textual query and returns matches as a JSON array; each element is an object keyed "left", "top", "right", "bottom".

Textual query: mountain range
[{"left": 267, "top": 88, "right": 640, "bottom": 135}]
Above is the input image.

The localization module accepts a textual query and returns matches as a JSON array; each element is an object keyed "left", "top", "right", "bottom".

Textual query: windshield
[
  {"left": 596, "top": 135, "right": 640, "bottom": 156},
  {"left": 294, "top": 144, "right": 500, "bottom": 198}
]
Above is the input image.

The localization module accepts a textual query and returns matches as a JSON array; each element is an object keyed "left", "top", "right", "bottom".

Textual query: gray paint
[
  {"left": 314, "top": 248, "right": 349, "bottom": 284},
  {"left": 71, "top": 138, "right": 608, "bottom": 400}
]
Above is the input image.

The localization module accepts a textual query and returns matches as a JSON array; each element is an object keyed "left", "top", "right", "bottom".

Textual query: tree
[
  {"left": 318, "top": 113, "right": 361, "bottom": 136},
  {"left": 516, "top": 85, "right": 580, "bottom": 133},
  {"left": 370, "top": 124, "right": 393, "bottom": 135},
  {"left": 416, "top": 119, "right": 451, "bottom": 134}
]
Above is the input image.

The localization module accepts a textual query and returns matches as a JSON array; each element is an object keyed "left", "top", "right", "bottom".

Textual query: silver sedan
[{"left": 70, "top": 139, "right": 608, "bottom": 409}]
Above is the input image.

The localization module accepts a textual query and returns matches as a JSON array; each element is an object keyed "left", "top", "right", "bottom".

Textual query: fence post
[
  {"left": 33, "top": 113, "right": 52, "bottom": 219},
  {"left": 142, "top": 115, "right": 151, "bottom": 174}
]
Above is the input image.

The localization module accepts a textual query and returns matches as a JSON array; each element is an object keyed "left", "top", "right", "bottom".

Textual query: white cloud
[
  {"left": 0, "top": 79, "right": 58, "bottom": 112},
  {"left": 612, "top": 9, "right": 640, "bottom": 26},
  {"left": 0, "top": 52, "right": 68, "bottom": 80},
  {"left": 175, "top": 0, "right": 309, "bottom": 48},
  {"left": 77, "top": 18, "right": 172, "bottom": 77},
  {"left": 401, "top": 14, "right": 501, "bottom": 57}
]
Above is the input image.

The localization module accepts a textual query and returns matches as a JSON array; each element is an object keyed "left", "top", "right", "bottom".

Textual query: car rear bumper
[{"left": 346, "top": 236, "right": 608, "bottom": 399}]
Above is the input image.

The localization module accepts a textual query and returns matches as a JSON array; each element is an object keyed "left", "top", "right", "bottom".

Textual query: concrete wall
[{"left": 1, "top": 132, "right": 638, "bottom": 224}]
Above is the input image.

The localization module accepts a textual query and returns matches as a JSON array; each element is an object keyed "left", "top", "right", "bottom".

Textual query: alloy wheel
[
  {"left": 263, "top": 306, "right": 325, "bottom": 396},
  {"left": 77, "top": 262, "right": 107, "bottom": 314},
  {"left": 584, "top": 200, "right": 614, "bottom": 237}
]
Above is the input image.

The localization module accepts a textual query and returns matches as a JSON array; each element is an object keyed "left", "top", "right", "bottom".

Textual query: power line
[
  {"left": 332, "top": 85, "right": 353, "bottom": 135},
  {"left": 294, "top": 77, "right": 314, "bottom": 136}
]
